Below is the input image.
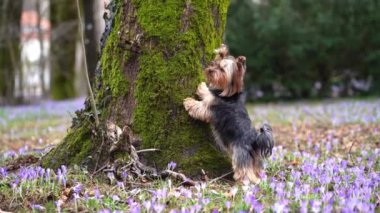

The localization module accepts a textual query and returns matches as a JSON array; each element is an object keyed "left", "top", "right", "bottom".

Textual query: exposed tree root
[{"left": 95, "top": 122, "right": 197, "bottom": 186}]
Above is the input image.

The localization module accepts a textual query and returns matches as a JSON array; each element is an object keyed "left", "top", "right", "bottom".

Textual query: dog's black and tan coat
[{"left": 183, "top": 45, "right": 274, "bottom": 183}]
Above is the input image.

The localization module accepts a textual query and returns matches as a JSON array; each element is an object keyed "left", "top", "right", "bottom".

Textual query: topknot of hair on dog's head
[{"left": 214, "top": 44, "right": 229, "bottom": 60}]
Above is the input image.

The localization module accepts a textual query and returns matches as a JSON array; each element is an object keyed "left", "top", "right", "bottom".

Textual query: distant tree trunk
[
  {"left": 83, "top": 0, "right": 99, "bottom": 83},
  {"left": 50, "top": 0, "right": 77, "bottom": 100},
  {"left": 0, "top": 0, "right": 22, "bottom": 104},
  {"left": 36, "top": 0, "right": 49, "bottom": 99},
  {"left": 42, "top": 0, "right": 231, "bottom": 177}
]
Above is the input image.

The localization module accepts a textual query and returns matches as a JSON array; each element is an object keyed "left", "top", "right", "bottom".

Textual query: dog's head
[{"left": 204, "top": 44, "right": 246, "bottom": 97}]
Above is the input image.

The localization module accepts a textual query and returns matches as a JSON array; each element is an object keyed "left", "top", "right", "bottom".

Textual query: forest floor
[{"left": 0, "top": 98, "right": 379, "bottom": 212}]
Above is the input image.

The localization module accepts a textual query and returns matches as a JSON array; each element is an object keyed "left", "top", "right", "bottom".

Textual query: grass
[{"left": 0, "top": 98, "right": 379, "bottom": 212}]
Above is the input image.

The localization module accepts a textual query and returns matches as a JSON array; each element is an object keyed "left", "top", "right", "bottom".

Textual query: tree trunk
[
  {"left": 0, "top": 0, "right": 22, "bottom": 104},
  {"left": 42, "top": 0, "right": 231, "bottom": 177},
  {"left": 83, "top": 0, "right": 99, "bottom": 84},
  {"left": 50, "top": 0, "right": 78, "bottom": 100}
]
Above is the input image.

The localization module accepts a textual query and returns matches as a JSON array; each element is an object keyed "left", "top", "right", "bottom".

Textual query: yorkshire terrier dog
[{"left": 183, "top": 45, "right": 274, "bottom": 183}]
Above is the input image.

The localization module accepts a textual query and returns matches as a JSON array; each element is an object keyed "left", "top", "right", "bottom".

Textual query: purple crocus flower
[
  {"left": 244, "top": 193, "right": 255, "bottom": 206},
  {"left": 83, "top": 192, "right": 89, "bottom": 201},
  {"left": 117, "top": 181, "right": 125, "bottom": 189},
  {"left": 73, "top": 183, "right": 83, "bottom": 194},
  {"left": 112, "top": 195, "right": 120, "bottom": 202},
  {"left": 143, "top": 200, "right": 152, "bottom": 211},
  {"left": 322, "top": 203, "right": 333, "bottom": 213},
  {"left": 191, "top": 204, "right": 202, "bottom": 212},
  {"left": 310, "top": 200, "right": 322, "bottom": 213},
  {"left": 45, "top": 168, "right": 51, "bottom": 182},
  {"left": 173, "top": 190, "right": 181, "bottom": 198},
  {"left": 322, "top": 192, "right": 333, "bottom": 204},
  {"left": 73, "top": 193, "right": 80, "bottom": 200},
  {"left": 202, "top": 198, "right": 210, "bottom": 206},
  {"left": 121, "top": 171, "right": 128, "bottom": 180},
  {"left": 94, "top": 188, "right": 101, "bottom": 200},
  {"left": 325, "top": 142, "right": 332, "bottom": 152},
  {"left": 246, "top": 195, "right": 264, "bottom": 213},
  {"left": 36, "top": 167, "right": 45, "bottom": 178},
  {"left": 212, "top": 208, "right": 219, "bottom": 213},
  {"left": 167, "top": 161, "right": 177, "bottom": 170},
  {"left": 31, "top": 204, "right": 46, "bottom": 211},
  {"left": 153, "top": 203, "right": 165, "bottom": 213},
  {"left": 291, "top": 171, "right": 301, "bottom": 180},
  {"left": 56, "top": 169, "right": 66, "bottom": 186},
  {"left": 181, "top": 188, "right": 192, "bottom": 198},
  {"left": 156, "top": 188, "right": 168, "bottom": 200},
  {"left": 129, "top": 199, "right": 141, "bottom": 213},
  {"left": 275, "top": 182, "right": 285, "bottom": 198},
  {"left": 356, "top": 202, "right": 375, "bottom": 212},
  {"left": 299, "top": 200, "right": 308, "bottom": 213},
  {"left": 272, "top": 200, "right": 289, "bottom": 213},
  {"left": 294, "top": 186, "right": 302, "bottom": 200},
  {"left": 4, "top": 151, "right": 17, "bottom": 159},
  {"left": 340, "top": 160, "right": 348, "bottom": 169},
  {"left": 0, "top": 167, "right": 7, "bottom": 178},
  {"left": 61, "top": 165, "right": 67, "bottom": 175},
  {"left": 225, "top": 201, "right": 231, "bottom": 209},
  {"left": 55, "top": 200, "right": 64, "bottom": 210}
]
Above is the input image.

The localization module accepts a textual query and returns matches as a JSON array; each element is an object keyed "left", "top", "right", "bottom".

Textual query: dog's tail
[{"left": 255, "top": 123, "right": 274, "bottom": 158}]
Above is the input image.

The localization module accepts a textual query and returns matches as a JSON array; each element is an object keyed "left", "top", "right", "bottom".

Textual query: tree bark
[
  {"left": 42, "top": 0, "right": 231, "bottom": 177},
  {"left": 50, "top": 0, "right": 78, "bottom": 100}
]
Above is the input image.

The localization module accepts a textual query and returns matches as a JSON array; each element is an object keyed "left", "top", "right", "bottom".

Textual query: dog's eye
[{"left": 207, "top": 68, "right": 215, "bottom": 73}]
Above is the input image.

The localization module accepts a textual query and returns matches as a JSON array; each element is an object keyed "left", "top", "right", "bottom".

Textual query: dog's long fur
[{"left": 183, "top": 45, "right": 274, "bottom": 183}]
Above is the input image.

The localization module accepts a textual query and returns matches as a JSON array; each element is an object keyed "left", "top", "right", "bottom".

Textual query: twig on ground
[
  {"left": 91, "top": 164, "right": 108, "bottom": 176},
  {"left": 208, "top": 171, "right": 233, "bottom": 184},
  {"left": 160, "top": 170, "right": 197, "bottom": 186},
  {"left": 348, "top": 140, "right": 357, "bottom": 166},
  {"left": 136, "top": 149, "right": 160, "bottom": 153}
]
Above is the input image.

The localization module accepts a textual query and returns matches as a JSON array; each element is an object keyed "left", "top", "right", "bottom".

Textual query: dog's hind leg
[{"left": 231, "top": 146, "right": 262, "bottom": 184}]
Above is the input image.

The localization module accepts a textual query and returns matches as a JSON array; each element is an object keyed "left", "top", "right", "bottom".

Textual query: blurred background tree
[
  {"left": 0, "top": 0, "right": 103, "bottom": 104},
  {"left": 226, "top": 0, "right": 380, "bottom": 100},
  {"left": 50, "top": 1, "right": 78, "bottom": 100},
  {"left": 0, "top": 0, "right": 22, "bottom": 104},
  {"left": 1, "top": 0, "right": 380, "bottom": 104},
  {"left": 50, "top": 0, "right": 101, "bottom": 100}
]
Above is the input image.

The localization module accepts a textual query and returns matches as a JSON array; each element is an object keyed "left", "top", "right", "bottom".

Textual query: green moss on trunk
[
  {"left": 132, "top": 0, "right": 231, "bottom": 176},
  {"left": 41, "top": 123, "right": 93, "bottom": 169},
  {"left": 100, "top": 1, "right": 130, "bottom": 98}
]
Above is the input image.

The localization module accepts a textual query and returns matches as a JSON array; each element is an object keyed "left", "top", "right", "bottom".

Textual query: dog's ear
[
  {"left": 236, "top": 56, "right": 246, "bottom": 76},
  {"left": 231, "top": 56, "right": 246, "bottom": 94}
]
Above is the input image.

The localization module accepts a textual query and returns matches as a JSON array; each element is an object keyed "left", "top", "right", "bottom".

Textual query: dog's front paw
[
  {"left": 196, "top": 82, "right": 208, "bottom": 98},
  {"left": 183, "top": 97, "right": 196, "bottom": 111},
  {"left": 236, "top": 56, "right": 246, "bottom": 63}
]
